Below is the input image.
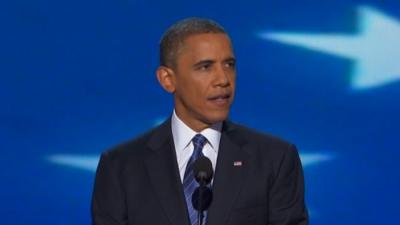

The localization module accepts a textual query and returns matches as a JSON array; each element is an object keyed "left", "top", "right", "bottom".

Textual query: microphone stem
[
  {"left": 198, "top": 183, "right": 204, "bottom": 225},
  {"left": 198, "top": 212, "right": 203, "bottom": 225}
]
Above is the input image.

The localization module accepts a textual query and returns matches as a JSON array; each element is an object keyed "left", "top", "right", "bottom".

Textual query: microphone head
[
  {"left": 192, "top": 186, "right": 213, "bottom": 211},
  {"left": 193, "top": 156, "right": 213, "bottom": 185}
]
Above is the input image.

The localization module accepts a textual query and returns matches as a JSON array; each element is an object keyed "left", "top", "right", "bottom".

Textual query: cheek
[
  {"left": 178, "top": 83, "right": 202, "bottom": 104},
  {"left": 187, "top": 77, "right": 209, "bottom": 94},
  {"left": 176, "top": 73, "right": 211, "bottom": 102},
  {"left": 230, "top": 73, "right": 237, "bottom": 83}
]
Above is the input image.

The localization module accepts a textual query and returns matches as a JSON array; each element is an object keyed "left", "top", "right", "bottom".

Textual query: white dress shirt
[{"left": 171, "top": 110, "right": 222, "bottom": 182}]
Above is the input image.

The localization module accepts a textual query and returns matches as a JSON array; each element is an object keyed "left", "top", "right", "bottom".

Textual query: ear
[{"left": 156, "top": 66, "right": 176, "bottom": 93}]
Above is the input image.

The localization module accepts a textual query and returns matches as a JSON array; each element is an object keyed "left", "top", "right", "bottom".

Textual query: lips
[{"left": 207, "top": 93, "right": 231, "bottom": 106}]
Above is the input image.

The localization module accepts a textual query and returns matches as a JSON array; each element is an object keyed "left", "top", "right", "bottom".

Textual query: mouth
[{"left": 207, "top": 93, "right": 231, "bottom": 106}]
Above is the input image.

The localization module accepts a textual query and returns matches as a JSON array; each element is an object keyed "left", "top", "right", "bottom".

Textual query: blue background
[{"left": 1, "top": 0, "right": 399, "bottom": 224}]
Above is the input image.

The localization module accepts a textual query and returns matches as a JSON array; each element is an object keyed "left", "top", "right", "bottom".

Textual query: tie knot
[{"left": 192, "top": 134, "right": 207, "bottom": 151}]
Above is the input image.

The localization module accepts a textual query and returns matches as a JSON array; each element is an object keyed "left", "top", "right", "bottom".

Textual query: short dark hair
[{"left": 159, "top": 17, "right": 226, "bottom": 68}]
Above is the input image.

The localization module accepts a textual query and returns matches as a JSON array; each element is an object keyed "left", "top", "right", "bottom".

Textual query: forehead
[{"left": 178, "top": 33, "right": 234, "bottom": 61}]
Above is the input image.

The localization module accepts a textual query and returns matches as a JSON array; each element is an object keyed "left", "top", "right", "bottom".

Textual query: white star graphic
[
  {"left": 47, "top": 154, "right": 99, "bottom": 172},
  {"left": 299, "top": 153, "right": 332, "bottom": 167},
  {"left": 259, "top": 5, "right": 400, "bottom": 90}
]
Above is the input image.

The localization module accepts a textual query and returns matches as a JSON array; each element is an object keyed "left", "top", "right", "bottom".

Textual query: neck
[{"left": 173, "top": 108, "right": 226, "bottom": 133}]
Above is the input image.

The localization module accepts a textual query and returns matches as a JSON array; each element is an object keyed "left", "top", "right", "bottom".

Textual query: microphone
[
  {"left": 192, "top": 186, "right": 213, "bottom": 211},
  {"left": 192, "top": 156, "right": 214, "bottom": 225},
  {"left": 193, "top": 156, "right": 213, "bottom": 186}
]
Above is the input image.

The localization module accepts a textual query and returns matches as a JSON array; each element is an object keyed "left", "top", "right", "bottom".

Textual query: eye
[
  {"left": 225, "top": 61, "right": 236, "bottom": 69},
  {"left": 196, "top": 62, "right": 212, "bottom": 71},
  {"left": 200, "top": 64, "right": 211, "bottom": 70}
]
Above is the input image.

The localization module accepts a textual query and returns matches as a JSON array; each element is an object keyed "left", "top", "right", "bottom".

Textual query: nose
[{"left": 213, "top": 64, "right": 230, "bottom": 87}]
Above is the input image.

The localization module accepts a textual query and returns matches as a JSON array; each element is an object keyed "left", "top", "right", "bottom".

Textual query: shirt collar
[{"left": 171, "top": 110, "right": 222, "bottom": 153}]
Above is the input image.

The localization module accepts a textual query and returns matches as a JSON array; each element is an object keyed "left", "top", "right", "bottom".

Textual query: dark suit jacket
[{"left": 92, "top": 119, "right": 308, "bottom": 225}]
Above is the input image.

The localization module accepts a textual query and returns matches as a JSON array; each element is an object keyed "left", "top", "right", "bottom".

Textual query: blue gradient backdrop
[{"left": 1, "top": 0, "right": 399, "bottom": 224}]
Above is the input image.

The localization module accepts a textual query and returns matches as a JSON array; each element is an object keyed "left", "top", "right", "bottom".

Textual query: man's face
[{"left": 171, "top": 33, "right": 236, "bottom": 131}]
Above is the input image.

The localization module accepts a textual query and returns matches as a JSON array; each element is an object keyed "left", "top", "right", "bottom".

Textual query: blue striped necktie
[{"left": 183, "top": 134, "right": 208, "bottom": 225}]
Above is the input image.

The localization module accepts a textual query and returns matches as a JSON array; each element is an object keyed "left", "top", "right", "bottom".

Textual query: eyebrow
[
  {"left": 224, "top": 57, "right": 236, "bottom": 64},
  {"left": 192, "top": 57, "right": 236, "bottom": 68},
  {"left": 193, "top": 59, "right": 215, "bottom": 68}
]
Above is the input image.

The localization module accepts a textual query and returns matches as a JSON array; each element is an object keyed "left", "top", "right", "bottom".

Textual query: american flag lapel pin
[{"left": 233, "top": 161, "right": 242, "bottom": 167}]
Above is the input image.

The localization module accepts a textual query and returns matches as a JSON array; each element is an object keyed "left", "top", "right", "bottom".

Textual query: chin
[{"left": 204, "top": 111, "right": 229, "bottom": 124}]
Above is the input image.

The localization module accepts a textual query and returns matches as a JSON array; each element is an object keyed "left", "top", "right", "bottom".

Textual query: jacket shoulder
[
  {"left": 101, "top": 121, "right": 169, "bottom": 162},
  {"left": 226, "top": 121, "right": 293, "bottom": 149}
]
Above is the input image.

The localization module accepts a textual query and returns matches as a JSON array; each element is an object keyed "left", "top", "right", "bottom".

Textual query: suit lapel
[
  {"left": 207, "top": 122, "right": 250, "bottom": 225},
  {"left": 144, "top": 120, "right": 190, "bottom": 225}
]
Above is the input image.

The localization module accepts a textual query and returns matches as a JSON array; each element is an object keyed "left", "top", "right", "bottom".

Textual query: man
[{"left": 92, "top": 18, "right": 308, "bottom": 225}]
